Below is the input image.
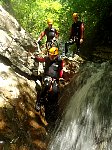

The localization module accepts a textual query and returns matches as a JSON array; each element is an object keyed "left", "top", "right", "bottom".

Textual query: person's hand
[
  {"left": 36, "top": 38, "right": 41, "bottom": 45},
  {"left": 59, "top": 78, "right": 65, "bottom": 85},
  {"left": 31, "top": 54, "right": 35, "bottom": 59},
  {"left": 52, "top": 37, "right": 56, "bottom": 41},
  {"left": 36, "top": 39, "right": 40, "bottom": 44},
  {"left": 69, "top": 39, "right": 73, "bottom": 43},
  {"left": 80, "top": 38, "right": 83, "bottom": 44},
  {"left": 59, "top": 78, "right": 65, "bottom": 81}
]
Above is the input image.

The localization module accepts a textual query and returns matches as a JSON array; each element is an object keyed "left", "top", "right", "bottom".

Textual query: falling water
[{"left": 48, "top": 61, "right": 112, "bottom": 150}]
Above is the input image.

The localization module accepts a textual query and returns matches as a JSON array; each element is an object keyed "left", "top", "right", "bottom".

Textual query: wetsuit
[
  {"left": 65, "top": 21, "right": 84, "bottom": 56},
  {"left": 42, "top": 27, "right": 58, "bottom": 50},
  {"left": 35, "top": 55, "right": 63, "bottom": 112}
]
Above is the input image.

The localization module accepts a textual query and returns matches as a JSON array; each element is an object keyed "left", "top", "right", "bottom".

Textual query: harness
[{"left": 44, "top": 56, "right": 62, "bottom": 79}]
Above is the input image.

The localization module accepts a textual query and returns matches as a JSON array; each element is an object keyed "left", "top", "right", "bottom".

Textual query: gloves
[
  {"left": 80, "top": 38, "right": 83, "bottom": 44},
  {"left": 59, "top": 78, "right": 64, "bottom": 81},
  {"left": 59, "top": 78, "right": 65, "bottom": 85},
  {"left": 36, "top": 38, "right": 41, "bottom": 45},
  {"left": 69, "top": 39, "right": 73, "bottom": 43},
  {"left": 30, "top": 54, "right": 35, "bottom": 59},
  {"left": 36, "top": 39, "right": 40, "bottom": 44}
]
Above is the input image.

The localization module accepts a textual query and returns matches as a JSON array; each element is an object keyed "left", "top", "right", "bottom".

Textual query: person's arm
[
  {"left": 59, "top": 60, "right": 64, "bottom": 78},
  {"left": 69, "top": 26, "right": 73, "bottom": 40},
  {"left": 55, "top": 29, "right": 59, "bottom": 38},
  {"left": 34, "top": 56, "right": 45, "bottom": 62},
  {"left": 80, "top": 22, "right": 84, "bottom": 43},
  {"left": 37, "top": 31, "right": 45, "bottom": 42}
]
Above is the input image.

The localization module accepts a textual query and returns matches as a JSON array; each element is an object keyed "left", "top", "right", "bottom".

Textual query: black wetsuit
[
  {"left": 35, "top": 56, "right": 63, "bottom": 115},
  {"left": 44, "top": 27, "right": 58, "bottom": 50},
  {"left": 65, "top": 21, "right": 83, "bottom": 55}
]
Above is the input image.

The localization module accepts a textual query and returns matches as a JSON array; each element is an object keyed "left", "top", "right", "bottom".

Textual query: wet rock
[{"left": 0, "top": 5, "right": 84, "bottom": 149}]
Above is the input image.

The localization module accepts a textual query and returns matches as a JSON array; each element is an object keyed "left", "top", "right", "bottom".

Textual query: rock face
[
  {"left": 0, "top": 5, "right": 37, "bottom": 74},
  {"left": 0, "top": 5, "right": 83, "bottom": 149},
  {"left": 0, "top": 62, "right": 48, "bottom": 149},
  {"left": 0, "top": 5, "right": 48, "bottom": 149}
]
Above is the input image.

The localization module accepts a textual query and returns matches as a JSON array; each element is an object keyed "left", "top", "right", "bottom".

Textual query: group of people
[
  {"left": 34, "top": 13, "right": 84, "bottom": 120},
  {"left": 37, "top": 12, "right": 84, "bottom": 56}
]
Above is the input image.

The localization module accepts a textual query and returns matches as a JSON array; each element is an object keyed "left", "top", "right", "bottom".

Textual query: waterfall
[{"left": 48, "top": 61, "right": 112, "bottom": 150}]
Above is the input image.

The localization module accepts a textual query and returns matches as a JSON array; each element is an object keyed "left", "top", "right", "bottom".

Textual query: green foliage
[
  {"left": 8, "top": 0, "right": 63, "bottom": 41},
  {"left": 1, "top": 0, "right": 112, "bottom": 48}
]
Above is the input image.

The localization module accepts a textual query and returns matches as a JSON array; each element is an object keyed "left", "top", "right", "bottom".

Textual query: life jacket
[
  {"left": 45, "top": 27, "right": 57, "bottom": 42},
  {"left": 44, "top": 56, "right": 62, "bottom": 79},
  {"left": 70, "top": 21, "right": 83, "bottom": 39}
]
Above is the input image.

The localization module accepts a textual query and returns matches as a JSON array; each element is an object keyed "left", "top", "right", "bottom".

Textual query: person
[
  {"left": 34, "top": 46, "right": 64, "bottom": 114},
  {"left": 64, "top": 13, "right": 84, "bottom": 56},
  {"left": 37, "top": 19, "right": 59, "bottom": 51}
]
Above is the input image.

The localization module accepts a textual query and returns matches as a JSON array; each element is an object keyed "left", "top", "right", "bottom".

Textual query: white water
[{"left": 48, "top": 61, "right": 112, "bottom": 150}]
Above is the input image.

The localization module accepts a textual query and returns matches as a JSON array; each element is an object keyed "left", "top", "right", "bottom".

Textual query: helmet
[
  {"left": 47, "top": 18, "right": 53, "bottom": 24},
  {"left": 72, "top": 13, "right": 78, "bottom": 18},
  {"left": 49, "top": 47, "right": 59, "bottom": 55}
]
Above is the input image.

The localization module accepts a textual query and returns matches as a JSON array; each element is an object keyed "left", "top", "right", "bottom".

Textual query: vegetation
[{"left": 1, "top": 0, "right": 112, "bottom": 49}]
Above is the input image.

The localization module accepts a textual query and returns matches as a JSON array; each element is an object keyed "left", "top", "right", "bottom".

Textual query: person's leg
[
  {"left": 76, "top": 39, "right": 80, "bottom": 55},
  {"left": 65, "top": 40, "right": 74, "bottom": 56},
  {"left": 65, "top": 42, "right": 69, "bottom": 56},
  {"left": 45, "top": 80, "right": 59, "bottom": 123},
  {"left": 35, "top": 77, "right": 51, "bottom": 111},
  {"left": 46, "top": 41, "right": 52, "bottom": 55},
  {"left": 52, "top": 80, "right": 59, "bottom": 101}
]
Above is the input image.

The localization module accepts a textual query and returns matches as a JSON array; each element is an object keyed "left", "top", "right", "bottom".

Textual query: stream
[{"left": 47, "top": 61, "right": 112, "bottom": 150}]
